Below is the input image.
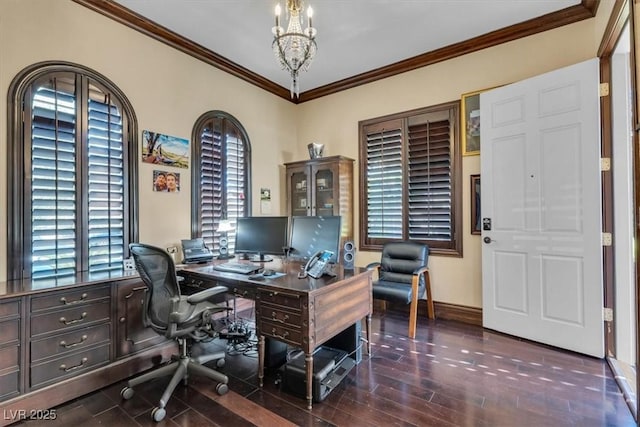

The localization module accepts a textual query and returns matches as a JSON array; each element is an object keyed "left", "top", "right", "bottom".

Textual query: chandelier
[{"left": 272, "top": 0, "right": 317, "bottom": 98}]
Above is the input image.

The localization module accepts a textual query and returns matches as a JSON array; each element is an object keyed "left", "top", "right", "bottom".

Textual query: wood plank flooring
[{"left": 15, "top": 305, "right": 637, "bottom": 426}]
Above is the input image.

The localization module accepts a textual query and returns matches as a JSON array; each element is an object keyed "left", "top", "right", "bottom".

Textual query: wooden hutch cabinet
[{"left": 284, "top": 155, "right": 354, "bottom": 241}]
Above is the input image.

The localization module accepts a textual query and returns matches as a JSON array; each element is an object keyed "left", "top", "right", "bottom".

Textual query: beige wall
[
  {"left": 0, "top": 0, "right": 616, "bottom": 309},
  {"left": 0, "top": 0, "right": 298, "bottom": 280},
  {"left": 296, "top": 1, "right": 615, "bottom": 308}
]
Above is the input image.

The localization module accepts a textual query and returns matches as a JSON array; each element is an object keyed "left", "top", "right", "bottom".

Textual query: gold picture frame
[{"left": 461, "top": 88, "right": 495, "bottom": 156}]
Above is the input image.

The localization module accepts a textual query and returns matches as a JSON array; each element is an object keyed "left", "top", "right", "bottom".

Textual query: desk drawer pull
[
  {"left": 59, "top": 312, "right": 87, "bottom": 325},
  {"left": 59, "top": 334, "right": 88, "bottom": 349},
  {"left": 271, "top": 329, "right": 289, "bottom": 340},
  {"left": 60, "top": 293, "right": 88, "bottom": 305},
  {"left": 271, "top": 312, "right": 289, "bottom": 323},
  {"left": 60, "top": 357, "right": 88, "bottom": 372}
]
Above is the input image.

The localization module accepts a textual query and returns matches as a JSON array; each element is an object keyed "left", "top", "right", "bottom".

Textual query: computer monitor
[
  {"left": 289, "top": 216, "right": 341, "bottom": 264},
  {"left": 234, "top": 216, "right": 289, "bottom": 262}
]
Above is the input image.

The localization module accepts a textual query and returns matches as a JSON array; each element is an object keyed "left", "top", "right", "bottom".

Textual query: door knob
[{"left": 483, "top": 236, "right": 493, "bottom": 244}]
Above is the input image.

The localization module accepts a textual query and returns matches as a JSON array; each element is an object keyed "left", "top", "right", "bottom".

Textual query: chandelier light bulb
[{"left": 307, "top": 6, "right": 313, "bottom": 28}]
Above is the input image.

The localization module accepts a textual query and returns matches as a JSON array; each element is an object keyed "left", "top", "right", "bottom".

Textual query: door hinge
[
  {"left": 600, "top": 157, "right": 610, "bottom": 171},
  {"left": 600, "top": 82, "right": 609, "bottom": 97},
  {"left": 603, "top": 307, "right": 613, "bottom": 322},
  {"left": 602, "top": 232, "right": 612, "bottom": 246}
]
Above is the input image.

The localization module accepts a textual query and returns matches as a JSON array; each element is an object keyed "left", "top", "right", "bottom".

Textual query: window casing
[
  {"left": 7, "top": 62, "right": 138, "bottom": 280},
  {"left": 191, "top": 112, "right": 251, "bottom": 255},
  {"left": 359, "top": 101, "right": 462, "bottom": 256}
]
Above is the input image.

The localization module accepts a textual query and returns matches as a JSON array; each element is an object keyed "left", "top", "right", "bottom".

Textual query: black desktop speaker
[{"left": 342, "top": 240, "right": 356, "bottom": 270}]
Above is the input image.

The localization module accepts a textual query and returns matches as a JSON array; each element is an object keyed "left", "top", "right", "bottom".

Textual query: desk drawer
[
  {"left": 31, "top": 301, "right": 110, "bottom": 337},
  {"left": 0, "top": 319, "right": 20, "bottom": 347},
  {"left": 257, "top": 289, "right": 302, "bottom": 309},
  {"left": 30, "top": 343, "right": 110, "bottom": 389},
  {"left": 0, "top": 345, "right": 19, "bottom": 371},
  {"left": 31, "top": 323, "right": 110, "bottom": 362},
  {"left": 229, "top": 286, "right": 257, "bottom": 300},
  {"left": 0, "top": 300, "right": 20, "bottom": 319},
  {"left": 259, "top": 302, "right": 301, "bottom": 329},
  {"left": 261, "top": 320, "right": 303, "bottom": 346},
  {"left": 31, "top": 286, "right": 110, "bottom": 312},
  {"left": 0, "top": 370, "right": 19, "bottom": 401}
]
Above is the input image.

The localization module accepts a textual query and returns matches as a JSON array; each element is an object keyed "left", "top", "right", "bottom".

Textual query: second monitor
[
  {"left": 234, "top": 216, "right": 289, "bottom": 262},
  {"left": 289, "top": 216, "right": 341, "bottom": 264}
]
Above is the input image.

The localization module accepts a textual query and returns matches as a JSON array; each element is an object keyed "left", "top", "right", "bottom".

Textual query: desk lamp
[{"left": 217, "top": 219, "right": 234, "bottom": 259}]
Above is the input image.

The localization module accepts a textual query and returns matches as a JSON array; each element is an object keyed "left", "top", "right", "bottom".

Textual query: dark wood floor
[{"left": 17, "top": 305, "right": 637, "bottom": 427}]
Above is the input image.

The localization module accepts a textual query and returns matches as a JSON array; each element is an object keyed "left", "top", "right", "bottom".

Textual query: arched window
[
  {"left": 191, "top": 112, "right": 251, "bottom": 256},
  {"left": 7, "top": 62, "right": 138, "bottom": 280}
]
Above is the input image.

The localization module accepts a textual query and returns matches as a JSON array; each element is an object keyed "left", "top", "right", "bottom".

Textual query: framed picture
[
  {"left": 153, "top": 169, "right": 180, "bottom": 193},
  {"left": 461, "top": 87, "right": 499, "bottom": 156},
  {"left": 142, "top": 130, "right": 190, "bottom": 169},
  {"left": 461, "top": 91, "right": 481, "bottom": 156},
  {"left": 470, "top": 174, "right": 481, "bottom": 235}
]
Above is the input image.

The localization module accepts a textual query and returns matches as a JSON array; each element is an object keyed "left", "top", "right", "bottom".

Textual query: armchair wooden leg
[
  {"left": 408, "top": 296, "right": 418, "bottom": 339},
  {"left": 425, "top": 270, "right": 435, "bottom": 320}
]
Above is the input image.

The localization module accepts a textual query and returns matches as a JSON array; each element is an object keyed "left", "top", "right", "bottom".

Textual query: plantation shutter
[
  {"left": 224, "top": 128, "right": 246, "bottom": 254},
  {"left": 29, "top": 76, "right": 128, "bottom": 279},
  {"left": 407, "top": 112, "right": 453, "bottom": 246},
  {"left": 363, "top": 119, "right": 403, "bottom": 245},
  {"left": 30, "top": 78, "right": 78, "bottom": 279},
  {"left": 199, "top": 121, "right": 223, "bottom": 248},
  {"left": 86, "top": 83, "right": 126, "bottom": 273},
  {"left": 197, "top": 116, "right": 247, "bottom": 255},
  {"left": 359, "top": 101, "right": 460, "bottom": 254}
]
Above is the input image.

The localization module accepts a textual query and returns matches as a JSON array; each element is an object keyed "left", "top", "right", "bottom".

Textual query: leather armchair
[
  {"left": 121, "top": 243, "right": 231, "bottom": 422},
  {"left": 367, "top": 241, "right": 433, "bottom": 339}
]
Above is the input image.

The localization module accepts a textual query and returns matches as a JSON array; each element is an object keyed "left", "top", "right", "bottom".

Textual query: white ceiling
[{"left": 113, "top": 0, "right": 581, "bottom": 93}]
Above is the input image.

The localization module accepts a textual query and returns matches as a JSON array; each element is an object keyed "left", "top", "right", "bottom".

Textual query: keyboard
[{"left": 213, "top": 262, "right": 260, "bottom": 275}]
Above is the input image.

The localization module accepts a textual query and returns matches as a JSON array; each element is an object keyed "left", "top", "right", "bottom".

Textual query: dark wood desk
[{"left": 179, "top": 258, "right": 373, "bottom": 409}]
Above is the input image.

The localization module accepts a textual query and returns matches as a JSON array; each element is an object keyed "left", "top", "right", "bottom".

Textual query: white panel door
[{"left": 481, "top": 59, "right": 603, "bottom": 357}]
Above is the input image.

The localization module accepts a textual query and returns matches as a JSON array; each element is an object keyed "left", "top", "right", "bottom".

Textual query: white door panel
[{"left": 482, "top": 58, "right": 603, "bottom": 357}]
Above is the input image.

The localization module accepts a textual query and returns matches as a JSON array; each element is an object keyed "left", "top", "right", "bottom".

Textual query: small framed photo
[
  {"left": 470, "top": 174, "right": 481, "bottom": 235},
  {"left": 153, "top": 170, "right": 180, "bottom": 192}
]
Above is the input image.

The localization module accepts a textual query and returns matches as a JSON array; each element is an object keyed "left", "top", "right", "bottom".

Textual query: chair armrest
[
  {"left": 365, "top": 261, "right": 381, "bottom": 270},
  {"left": 186, "top": 285, "right": 229, "bottom": 304},
  {"left": 412, "top": 265, "right": 429, "bottom": 276}
]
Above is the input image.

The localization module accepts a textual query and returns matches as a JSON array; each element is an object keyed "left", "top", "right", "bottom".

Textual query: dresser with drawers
[{"left": 0, "top": 273, "right": 174, "bottom": 427}]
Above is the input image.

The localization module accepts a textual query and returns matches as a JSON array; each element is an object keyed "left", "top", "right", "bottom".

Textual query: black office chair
[
  {"left": 121, "top": 243, "right": 231, "bottom": 422},
  {"left": 366, "top": 241, "right": 433, "bottom": 339}
]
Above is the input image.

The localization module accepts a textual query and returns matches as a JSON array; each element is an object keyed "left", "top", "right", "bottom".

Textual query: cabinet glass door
[
  {"left": 313, "top": 167, "right": 335, "bottom": 216},
  {"left": 290, "top": 171, "right": 309, "bottom": 216}
]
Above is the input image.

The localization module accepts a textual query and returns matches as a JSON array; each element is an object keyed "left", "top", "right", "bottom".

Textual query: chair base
[{"left": 121, "top": 348, "right": 228, "bottom": 422}]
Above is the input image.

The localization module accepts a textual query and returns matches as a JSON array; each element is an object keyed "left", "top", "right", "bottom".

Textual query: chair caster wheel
[
  {"left": 151, "top": 407, "right": 166, "bottom": 422},
  {"left": 216, "top": 383, "right": 229, "bottom": 395},
  {"left": 120, "top": 386, "right": 134, "bottom": 400},
  {"left": 216, "top": 358, "right": 225, "bottom": 368}
]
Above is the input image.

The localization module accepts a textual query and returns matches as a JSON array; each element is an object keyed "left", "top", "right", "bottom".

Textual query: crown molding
[{"left": 73, "top": 0, "right": 600, "bottom": 104}]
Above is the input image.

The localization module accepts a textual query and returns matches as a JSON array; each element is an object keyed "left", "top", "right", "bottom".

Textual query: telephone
[{"left": 299, "top": 250, "right": 334, "bottom": 279}]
